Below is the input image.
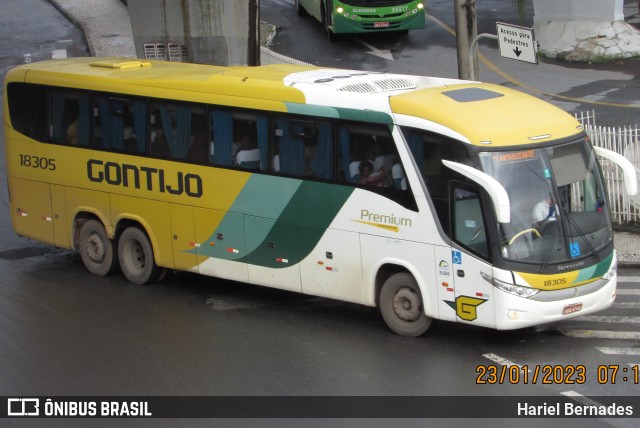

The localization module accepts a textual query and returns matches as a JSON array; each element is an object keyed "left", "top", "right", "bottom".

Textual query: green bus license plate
[
  {"left": 374, "top": 22, "right": 390, "bottom": 28},
  {"left": 563, "top": 303, "right": 583, "bottom": 315}
]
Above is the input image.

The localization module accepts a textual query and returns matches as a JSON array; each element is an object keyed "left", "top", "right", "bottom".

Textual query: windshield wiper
[{"left": 563, "top": 211, "right": 601, "bottom": 262}]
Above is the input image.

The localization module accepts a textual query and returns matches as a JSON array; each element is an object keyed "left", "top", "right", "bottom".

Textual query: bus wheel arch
[
  {"left": 76, "top": 215, "right": 118, "bottom": 276},
  {"left": 377, "top": 268, "right": 433, "bottom": 336},
  {"left": 115, "top": 220, "right": 166, "bottom": 285}
]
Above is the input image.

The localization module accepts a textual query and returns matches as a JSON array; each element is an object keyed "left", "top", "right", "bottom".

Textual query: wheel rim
[
  {"left": 123, "top": 239, "right": 146, "bottom": 275},
  {"left": 86, "top": 232, "right": 105, "bottom": 263},
  {"left": 392, "top": 287, "right": 421, "bottom": 322}
]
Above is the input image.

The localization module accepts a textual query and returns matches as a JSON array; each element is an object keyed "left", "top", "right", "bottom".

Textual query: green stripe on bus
[{"left": 285, "top": 102, "right": 393, "bottom": 124}]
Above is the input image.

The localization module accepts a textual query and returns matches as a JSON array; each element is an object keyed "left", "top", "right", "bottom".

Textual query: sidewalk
[{"left": 48, "top": 0, "right": 640, "bottom": 267}]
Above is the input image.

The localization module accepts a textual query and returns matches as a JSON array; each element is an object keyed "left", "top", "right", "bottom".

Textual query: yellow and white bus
[{"left": 4, "top": 58, "right": 637, "bottom": 336}]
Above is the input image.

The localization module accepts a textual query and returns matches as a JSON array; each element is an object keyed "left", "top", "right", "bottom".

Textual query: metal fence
[{"left": 576, "top": 111, "right": 640, "bottom": 224}]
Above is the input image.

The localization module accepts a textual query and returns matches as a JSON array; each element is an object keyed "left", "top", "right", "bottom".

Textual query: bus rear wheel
[
  {"left": 118, "top": 226, "right": 163, "bottom": 285},
  {"left": 380, "top": 272, "right": 432, "bottom": 336},
  {"left": 79, "top": 219, "right": 117, "bottom": 276}
]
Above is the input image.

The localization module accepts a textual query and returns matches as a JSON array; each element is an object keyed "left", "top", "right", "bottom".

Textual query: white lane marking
[
  {"left": 574, "top": 316, "right": 640, "bottom": 323},
  {"left": 596, "top": 347, "right": 640, "bottom": 356},
  {"left": 482, "top": 353, "right": 526, "bottom": 369},
  {"left": 560, "top": 330, "right": 640, "bottom": 340},
  {"left": 52, "top": 49, "right": 67, "bottom": 59},
  {"left": 613, "top": 302, "right": 640, "bottom": 308},
  {"left": 561, "top": 391, "right": 607, "bottom": 408},
  {"left": 618, "top": 276, "right": 640, "bottom": 283},
  {"left": 616, "top": 289, "right": 640, "bottom": 295}
]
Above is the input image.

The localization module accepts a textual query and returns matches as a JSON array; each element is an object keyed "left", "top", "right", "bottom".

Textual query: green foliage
[{"left": 513, "top": 0, "right": 528, "bottom": 25}]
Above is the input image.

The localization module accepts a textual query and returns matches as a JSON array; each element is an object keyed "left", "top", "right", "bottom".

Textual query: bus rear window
[{"left": 7, "top": 83, "right": 47, "bottom": 142}]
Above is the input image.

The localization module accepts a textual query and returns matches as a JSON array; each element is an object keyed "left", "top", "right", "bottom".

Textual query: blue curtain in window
[
  {"left": 51, "top": 92, "right": 65, "bottom": 143},
  {"left": 98, "top": 99, "right": 125, "bottom": 150},
  {"left": 407, "top": 132, "right": 425, "bottom": 174},
  {"left": 158, "top": 106, "right": 175, "bottom": 156},
  {"left": 173, "top": 106, "right": 192, "bottom": 159},
  {"left": 339, "top": 127, "right": 352, "bottom": 182},
  {"left": 256, "top": 115, "right": 268, "bottom": 171},
  {"left": 312, "top": 122, "right": 333, "bottom": 180},
  {"left": 211, "top": 110, "right": 233, "bottom": 165},
  {"left": 77, "top": 94, "right": 91, "bottom": 147},
  {"left": 97, "top": 99, "right": 112, "bottom": 149},
  {"left": 279, "top": 120, "right": 305, "bottom": 176},
  {"left": 131, "top": 100, "right": 147, "bottom": 154}
]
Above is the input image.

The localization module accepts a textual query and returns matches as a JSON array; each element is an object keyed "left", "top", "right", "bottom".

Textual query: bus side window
[
  {"left": 94, "top": 95, "right": 146, "bottom": 154},
  {"left": 271, "top": 115, "right": 334, "bottom": 180},
  {"left": 51, "top": 90, "right": 91, "bottom": 147},
  {"left": 338, "top": 122, "right": 398, "bottom": 188},
  {"left": 452, "top": 186, "right": 489, "bottom": 259},
  {"left": 149, "top": 102, "right": 204, "bottom": 160},
  {"left": 6, "top": 83, "right": 48, "bottom": 143}
]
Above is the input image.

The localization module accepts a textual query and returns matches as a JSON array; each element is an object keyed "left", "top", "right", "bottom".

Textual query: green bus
[{"left": 295, "top": 0, "right": 426, "bottom": 40}]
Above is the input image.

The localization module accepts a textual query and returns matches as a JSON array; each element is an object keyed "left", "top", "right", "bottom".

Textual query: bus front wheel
[
  {"left": 118, "top": 226, "right": 163, "bottom": 285},
  {"left": 321, "top": 5, "right": 335, "bottom": 41},
  {"left": 380, "top": 272, "right": 432, "bottom": 336},
  {"left": 79, "top": 219, "right": 117, "bottom": 276}
]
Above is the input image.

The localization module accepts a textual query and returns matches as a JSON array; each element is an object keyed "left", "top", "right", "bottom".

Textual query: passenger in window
[
  {"left": 235, "top": 134, "right": 260, "bottom": 169},
  {"left": 358, "top": 160, "right": 388, "bottom": 187},
  {"left": 66, "top": 119, "right": 78, "bottom": 145},
  {"left": 152, "top": 127, "right": 171, "bottom": 158},
  {"left": 304, "top": 144, "right": 317, "bottom": 177},
  {"left": 532, "top": 193, "right": 555, "bottom": 224}
]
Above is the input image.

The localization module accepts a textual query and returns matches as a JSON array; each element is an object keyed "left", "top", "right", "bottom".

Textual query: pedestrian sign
[{"left": 496, "top": 22, "right": 537, "bottom": 64}]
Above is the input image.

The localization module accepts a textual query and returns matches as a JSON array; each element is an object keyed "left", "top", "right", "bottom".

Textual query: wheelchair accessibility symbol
[
  {"left": 452, "top": 250, "right": 462, "bottom": 265},
  {"left": 570, "top": 242, "right": 581, "bottom": 258}
]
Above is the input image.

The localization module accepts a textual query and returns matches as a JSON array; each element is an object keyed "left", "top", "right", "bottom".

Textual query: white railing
[{"left": 576, "top": 111, "right": 640, "bottom": 224}]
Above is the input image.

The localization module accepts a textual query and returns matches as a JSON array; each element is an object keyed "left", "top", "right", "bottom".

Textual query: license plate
[
  {"left": 374, "top": 22, "right": 390, "bottom": 28},
  {"left": 563, "top": 303, "right": 583, "bottom": 315}
]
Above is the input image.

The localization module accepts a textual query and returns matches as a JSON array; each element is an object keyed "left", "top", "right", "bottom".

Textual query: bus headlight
[
  {"left": 336, "top": 7, "right": 344, "bottom": 14},
  {"left": 417, "top": 3, "right": 424, "bottom": 9},
  {"left": 494, "top": 278, "right": 540, "bottom": 298}
]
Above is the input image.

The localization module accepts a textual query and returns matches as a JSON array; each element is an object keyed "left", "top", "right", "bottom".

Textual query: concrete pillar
[
  {"left": 127, "top": 0, "right": 259, "bottom": 66},
  {"left": 533, "top": 0, "right": 624, "bottom": 22}
]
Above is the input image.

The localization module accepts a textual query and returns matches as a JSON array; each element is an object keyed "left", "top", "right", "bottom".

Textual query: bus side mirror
[
  {"left": 593, "top": 146, "right": 638, "bottom": 196},
  {"left": 442, "top": 160, "right": 511, "bottom": 224}
]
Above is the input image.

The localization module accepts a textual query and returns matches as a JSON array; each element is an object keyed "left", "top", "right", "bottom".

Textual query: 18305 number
[{"left": 19, "top": 154, "right": 56, "bottom": 171}]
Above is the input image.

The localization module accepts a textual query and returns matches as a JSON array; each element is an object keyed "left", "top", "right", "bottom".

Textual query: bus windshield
[{"left": 479, "top": 138, "right": 613, "bottom": 266}]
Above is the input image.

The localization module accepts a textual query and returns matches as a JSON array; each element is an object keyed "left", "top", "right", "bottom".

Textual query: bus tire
[
  {"left": 321, "top": 4, "right": 335, "bottom": 42},
  {"left": 118, "top": 226, "right": 160, "bottom": 285},
  {"left": 379, "top": 272, "right": 432, "bottom": 336},
  {"left": 79, "top": 219, "right": 118, "bottom": 276}
]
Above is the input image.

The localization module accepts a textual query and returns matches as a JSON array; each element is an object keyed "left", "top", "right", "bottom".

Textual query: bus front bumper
[
  {"left": 332, "top": 13, "right": 425, "bottom": 34},
  {"left": 492, "top": 274, "right": 617, "bottom": 330}
]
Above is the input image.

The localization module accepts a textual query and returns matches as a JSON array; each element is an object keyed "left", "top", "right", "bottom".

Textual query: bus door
[{"left": 449, "top": 185, "right": 496, "bottom": 328}]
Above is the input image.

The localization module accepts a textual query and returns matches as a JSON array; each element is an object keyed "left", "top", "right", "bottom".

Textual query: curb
[{"left": 47, "top": 0, "right": 96, "bottom": 57}]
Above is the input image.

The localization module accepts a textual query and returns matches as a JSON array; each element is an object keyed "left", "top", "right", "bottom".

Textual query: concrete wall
[
  {"left": 127, "top": 0, "right": 258, "bottom": 66},
  {"left": 533, "top": 0, "right": 624, "bottom": 22}
]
